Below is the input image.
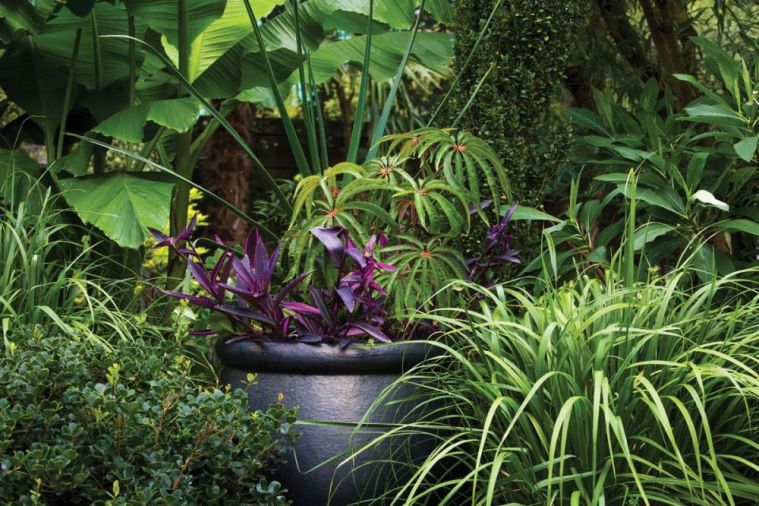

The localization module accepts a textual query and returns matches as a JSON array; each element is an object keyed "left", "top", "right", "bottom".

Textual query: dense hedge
[
  {"left": 445, "top": 0, "right": 585, "bottom": 255},
  {"left": 0, "top": 333, "right": 295, "bottom": 505}
]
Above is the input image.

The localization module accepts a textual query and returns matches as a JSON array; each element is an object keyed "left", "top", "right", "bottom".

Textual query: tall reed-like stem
[
  {"left": 168, "top": 0, "right": 193, "bottom": 283},
  {"left": 347, "top": 0, "right": 374, "bottom": 163},
  {"left": 243, "top": 0, "right": 311, "bottom": 177}
]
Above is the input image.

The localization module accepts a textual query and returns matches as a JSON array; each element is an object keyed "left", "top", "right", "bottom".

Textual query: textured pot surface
[{"left": 218, "top": 341, "right": 435, "bottom": 506}]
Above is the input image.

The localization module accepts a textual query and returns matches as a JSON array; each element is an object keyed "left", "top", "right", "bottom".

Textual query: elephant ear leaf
[
  {"left": 0, "top": 0, "right": 60, "bottom": 42},
  {"left": 124, "top": 0, "right": 226, "bottom": 47},
  {"left": 93, "top": 98, "right": 201, "bottom": 143},
  {"left": 59, "top": 172, "right": 176, "bottom": 248}
]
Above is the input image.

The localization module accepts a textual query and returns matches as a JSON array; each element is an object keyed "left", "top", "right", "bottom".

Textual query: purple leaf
[
  {"left": 268, "top": 244, "right": 281, "bottom": 281},
  {"left": 244, "top": 228, "right": 257, "bottom": 260},
  {"left": 149, "top": 228, "right": 170, "bottom": 247},
  {"left": 345, "top": 245, "right": 367, "bottom": 268},
  {"left": 187, "top": 260, "right": 217, "bottom": 297},
  {"left": 175, "top": 214, "right": 198, "bottom": 243},
  {"left": 225, "top": 333, "right": 263, "bottom": 344},
  {"left": 231, "top": 256, "right": 257, "bottom": 293},
  {"left": 336, "top": 286, "right": 356, "bottom": 312},
  {"left": 273, "top": 271, "right": 312, "bottom": 306},
  {"left": 215, "top": 305, "right": 277, "bottom": 326},
  {"left": 278, "top": 316, "right": 292, "bottom": 338},
  {"left": 310, "top": 227, "right": 345, "bottom": 266},
  {"left": 211, "top": 252, "right": 233, "bottom": 285},
  {"left": 218, "top": 283, "right": 256, "bottom": 300},
  {"left": 374, "top": 260, "right": 396, "bottom": 272},
  {"left": 495, "top": 250, "right": 521, "bottom": 264},
  {"left": 501, "top": 202, "right": 518, "bottom": 223},
  {"left": 308, "top": 287, "right": 334, "bottom": 327},
  {"left": 344, "top": 322, "right": 392, "bottom": 343},
  {"left": 163, "top": 290, "right": 216, "bottom": 307},
  {"left": 282, "top": 301, "right": 321, "bottom": 316},
  {"left": 252, "top": 230, "right": 271, "bottom": 288}
]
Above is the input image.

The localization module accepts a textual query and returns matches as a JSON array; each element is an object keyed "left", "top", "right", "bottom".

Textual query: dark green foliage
[
  {"left": 0, "top": 334, "right": 295, "bottom": 505},
  {"left": 444, "top": 0, "right": 585, "bottom": 257},
  {"left": 285, "top": 128, "right": 513, "bottom": 312},
  {"left": 529, "top": 40, "right": 759, "bottom": 282}
]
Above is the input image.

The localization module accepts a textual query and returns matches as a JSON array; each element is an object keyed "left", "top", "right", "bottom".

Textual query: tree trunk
[
  {"left": 197, "top": 103, "right": 256, "bottom": 244},
  {"left": 639, "top": 0, "right": 699, "bottom": 109},
  {"left": 594, "top": 0, "right": 657, "bottom": 82}
]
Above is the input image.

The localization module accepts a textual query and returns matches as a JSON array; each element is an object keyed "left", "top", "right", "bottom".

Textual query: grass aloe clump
[{"left": 367, "top": 264, "right": 759, "bottom": 504}]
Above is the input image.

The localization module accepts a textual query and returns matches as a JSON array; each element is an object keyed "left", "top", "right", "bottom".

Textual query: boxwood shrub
[{"left": 0, "top": 332, "right": 295, "bottom": 505}]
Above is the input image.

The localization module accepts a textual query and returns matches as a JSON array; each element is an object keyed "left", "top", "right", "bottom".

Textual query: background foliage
[{"left": 444, "top": 0, "right": 586, "bottom": 258}]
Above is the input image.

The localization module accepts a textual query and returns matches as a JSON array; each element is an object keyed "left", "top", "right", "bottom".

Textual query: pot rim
[{"left": 216, "top": 339, "right": 439, "bottom": 374}]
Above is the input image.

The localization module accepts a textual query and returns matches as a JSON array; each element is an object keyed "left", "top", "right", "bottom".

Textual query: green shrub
[
  {"left": 445, "top": 0, "right": 585, "bottom": 258},
  {"left": 0, "top": 334, "right": 295, "bottom": 505},
  {"left": 369, "top": 266, "right": 759, "bottom": 504},
  {"left": 540, "top": 39, "right": 759, "bottom": 281}
]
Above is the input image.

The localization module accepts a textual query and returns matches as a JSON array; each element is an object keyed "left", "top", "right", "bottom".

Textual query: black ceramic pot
[{"left": 217, "top": 340, "right": 435, "bottom": 506}]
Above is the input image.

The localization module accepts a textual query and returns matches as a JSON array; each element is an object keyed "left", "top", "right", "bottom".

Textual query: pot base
[{"left": 218, "top": 341, "right": 437, "bottom": 506}]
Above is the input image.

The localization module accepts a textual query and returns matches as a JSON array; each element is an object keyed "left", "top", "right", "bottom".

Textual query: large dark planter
[{"left": 217, "top": 340, "right": 435, "bottom": 506}]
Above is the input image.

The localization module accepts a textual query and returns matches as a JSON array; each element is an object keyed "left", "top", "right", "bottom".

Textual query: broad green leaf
[
  {"left": 733, "top": 136, "right": 758, "bottom": 163},
  {"left": 592, "top": 88, "right": 614, "bottom": 129},
  {"left": 66, "top": 0, "right": 97, "bottom": 16},
  {"left": 682, "top": 103, "right": 744, "bottom": 128},
  {"left": 511, "top": 206, "right": 561, "bottom": 223},
  {"left": 162, "top": 0, "right": 286, "bottom": 82},
  {"left": 567, "top": 108, "right": 609, "bottom": 136},
  {"left": 0, "top": 37, "right": 68, "bottom": 132},
  {"left": 93, "top": 98, "right": 201, "bottom": 142},
  {"left": 308, "top": 0, "right": 451, "bottom": 30},
  {"left": 0, "top": 0, "right": 59, "bottom": 42},
  {"left": 633, "top": 222, "right": 675, "bottom": 250},
  {"left": 198, "top": 0, "right": 453, "bottom": 98},
  {"left": 245, "top": 31, "right": 453, "bottom": 91},
  {"left": 691, "top": 37, "right": 742, "bottom": 101},
  {"left": 638, "top": 78, "right": 659, "bottom": 112},
  {"left": 235, "top": 87, "right": 280, "bottom": 107},
  {"left": 32, "top": 3, "right": 145, "bottom": 90},
  {"left": 692, "top": 189, "right": 729, "bottom": 212},
  {"left": 686, "top": 152, "right": 707, "bottom": 189},
  {"left": 715, "top": 219, "right": 759, "bottom": 236},
  {"left": 310, "top": 31, "right": 451, "bottom": 81},
  {"left": 691, "top": 243, "right": 716, "bottom": 281},
  {"left": 618, "top": 184, "right": 686, "bottom": 217},
  {"left": 673, "top": 73, "right": 732, "bottom": 109},
  {"left": 59, "top": 172, "right": 176, "bottom": 248},
  {"left": 0, "top": 148, "right": 40, "bottom": 177},
  {"left": 124, "top": 0, "right": 226, "bottom": 48},
  {"left": 53, "top": 141, "right": 94, "bottom": 177}
]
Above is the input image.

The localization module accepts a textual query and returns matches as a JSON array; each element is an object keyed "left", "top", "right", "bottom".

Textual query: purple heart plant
[
  {"left": 284, "top": 227, "right": 396, "bottom": 347},
  {"left": 467, "top": 203, "right": 520, "bottom": 284},
  {"left": 151, "top": 219, "right": 396, "bottom": 347}
]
